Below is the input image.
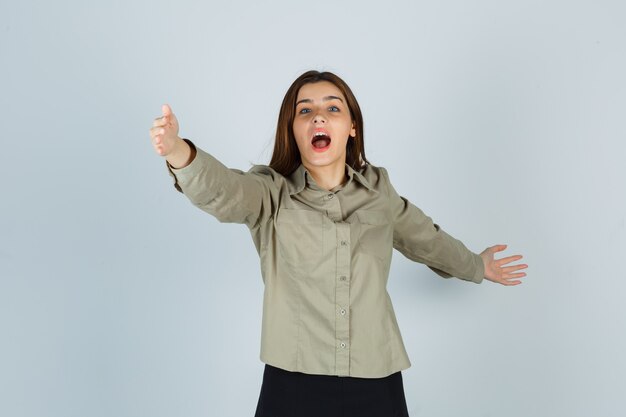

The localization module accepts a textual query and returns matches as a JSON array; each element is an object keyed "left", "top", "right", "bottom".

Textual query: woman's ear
[{"left": 350, "top": 122, "right": 356, "bottom": 138}]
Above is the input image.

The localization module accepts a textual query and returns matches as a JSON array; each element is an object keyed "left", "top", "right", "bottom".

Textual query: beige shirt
[{"left": 167, "top": 139, "right": 484, "bottom": 378}]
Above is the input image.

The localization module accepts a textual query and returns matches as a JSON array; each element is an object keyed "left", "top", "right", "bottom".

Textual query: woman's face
[{"left": 292, "top": 81, "right": 356, "bottom": 172}]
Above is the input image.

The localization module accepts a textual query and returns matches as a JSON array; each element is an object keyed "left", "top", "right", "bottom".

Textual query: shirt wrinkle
[{"left": 167, "top": 139, "right": 484, "bottom": 379}]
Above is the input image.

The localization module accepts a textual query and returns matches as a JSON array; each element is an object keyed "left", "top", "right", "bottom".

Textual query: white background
[{"left": 1, "top": 1, "right": 625, "bottom": 416}]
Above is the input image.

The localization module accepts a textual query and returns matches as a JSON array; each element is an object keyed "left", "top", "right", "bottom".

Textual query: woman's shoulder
[
  {"left": 247, "top": 163, "right": 285, "bottom": 182},
  {"left": 360, "top": 162, "right": 388, "bottom": 175},
  {"left": 360, "top": 163, "right": 389, "bottom": 183},
  {"left": 358, "top": 162, "right": 391, "bottom": 191},
  {"left": 247, "top": 164, "right": 299, "bottom": 190}
]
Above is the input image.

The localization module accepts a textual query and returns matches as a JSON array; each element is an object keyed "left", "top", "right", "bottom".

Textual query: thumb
[
  {"left": 492, "top": 244, "right": 507, "bottom": 253},
  {"left": 162, "top": 103, "right": 172, "bottom": 117}
]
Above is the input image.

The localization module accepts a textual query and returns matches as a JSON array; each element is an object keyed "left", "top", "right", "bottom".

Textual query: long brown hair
[{"left": 269, "top": 70, "right": 370, "bottom": 176}]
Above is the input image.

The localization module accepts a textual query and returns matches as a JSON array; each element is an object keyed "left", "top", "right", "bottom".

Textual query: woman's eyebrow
[{"left": 296, "top": 96, "right": 344, "bottom": 106}]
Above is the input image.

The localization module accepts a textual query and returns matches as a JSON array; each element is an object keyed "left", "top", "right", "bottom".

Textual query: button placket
[
  {"left": 324, "top": 191, "right": 342, "bottom": 223},
  {"left": 335, "top": 220, "right": 351, "bottom": 376}
]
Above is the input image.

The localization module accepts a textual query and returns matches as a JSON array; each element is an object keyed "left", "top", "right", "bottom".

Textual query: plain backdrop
[{"left": 1, "top": 1, "right": 625, "bottom": 416}]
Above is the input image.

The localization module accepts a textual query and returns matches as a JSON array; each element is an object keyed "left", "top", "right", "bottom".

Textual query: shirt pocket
[
  {"left": 275, "top": 208, "right": 324, "bottom": 273},
  {"left": 356, "top": 209, "right": 392, "bottom": 262}
]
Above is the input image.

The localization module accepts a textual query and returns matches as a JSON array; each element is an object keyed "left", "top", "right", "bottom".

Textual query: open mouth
[{"left": 311, "top": 131, "right": 331, "bottom": 151}]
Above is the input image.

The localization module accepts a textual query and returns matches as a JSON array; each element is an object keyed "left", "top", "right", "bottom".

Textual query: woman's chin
[{"left": 303, "top": 153, "right": 346, "bottom": 169}]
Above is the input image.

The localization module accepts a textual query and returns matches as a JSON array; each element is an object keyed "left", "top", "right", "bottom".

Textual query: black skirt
[{"left": 254, "top": 364, "right": 410, "bottom": 417}]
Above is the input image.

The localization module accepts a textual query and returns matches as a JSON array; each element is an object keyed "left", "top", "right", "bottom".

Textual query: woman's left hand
[{"left": 480, "top": 244, "right": 527, "bottom": 286}]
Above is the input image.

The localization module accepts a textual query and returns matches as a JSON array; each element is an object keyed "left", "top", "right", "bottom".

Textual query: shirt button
[
  {"left": 340, "top": 309, "right": 346, "bottom": 315},
  {"left": 340, "top": 342, "right": 346, "bottom": 348},
  {"left": 340, "top": 240, "right": 348, "bottom": 246},
  {"left": 327, "top": 193, "right": 334, "bottom": 199},
  {"left": 339, "top": 276, "right": 347, "bottom": 281}
]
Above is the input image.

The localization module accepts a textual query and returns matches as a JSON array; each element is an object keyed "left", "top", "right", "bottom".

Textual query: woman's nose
[{"left": 313, "top": 112, "right": 326, "bottom": 124}]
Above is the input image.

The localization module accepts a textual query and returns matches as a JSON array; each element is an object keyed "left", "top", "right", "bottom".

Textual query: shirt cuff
[
  {"left": 429, "top": 252, "right": 484, "bottom": 284},
  {"left": 470, "top": 252, "right": 485, "bottom": 284}
]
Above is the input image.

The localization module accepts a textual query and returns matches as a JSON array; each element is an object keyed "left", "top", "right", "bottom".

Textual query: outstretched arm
[
  {"left": 148, "top": 103, "right": 274, "bottom": 229},
  {"left": 479, "top": 244, "right": 527, "bottom": 286},
  {"left": 382, "top": 167, "right": 485, "bottom": 283}
]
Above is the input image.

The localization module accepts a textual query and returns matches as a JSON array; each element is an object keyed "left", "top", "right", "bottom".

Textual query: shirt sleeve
[
  {"left": 166, "top": 138, "right": 275, "bottom": 230},
  {"left": 380, "top": 167, "right": 484, "bottom": 284}
]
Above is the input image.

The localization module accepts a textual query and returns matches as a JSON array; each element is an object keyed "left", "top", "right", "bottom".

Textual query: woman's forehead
[{"left": 296, "top": 81, "right": 345, "bottom": 102}]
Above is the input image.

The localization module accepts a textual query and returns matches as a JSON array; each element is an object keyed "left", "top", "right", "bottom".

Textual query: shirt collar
[{"left": 286, "top": 163, "right": 376, "bottom": 195}]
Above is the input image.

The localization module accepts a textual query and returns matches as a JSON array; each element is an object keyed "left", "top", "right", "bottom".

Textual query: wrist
[{"left": 167, "top": 137, "right": 192, "bottom": 169}]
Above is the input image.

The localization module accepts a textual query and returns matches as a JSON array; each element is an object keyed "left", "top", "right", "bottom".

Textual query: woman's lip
[
  {"left": 310, "top": 128, "right": 331, "bottom": 151},
  {"left": 311, "top": 129, "right": 331, "bottom": 141}
]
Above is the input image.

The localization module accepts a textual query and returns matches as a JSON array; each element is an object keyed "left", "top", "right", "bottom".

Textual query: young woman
[{"left": 149, "top": 70, "right": 527, "bottom": 417}]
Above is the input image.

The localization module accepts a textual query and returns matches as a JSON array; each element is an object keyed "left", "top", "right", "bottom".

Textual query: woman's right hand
[
  {"left": 150, "top": 104, "right": 181, "bottom": 157},
  {"left": 149, "top": 104, "right": 193, "bottom": 168}
]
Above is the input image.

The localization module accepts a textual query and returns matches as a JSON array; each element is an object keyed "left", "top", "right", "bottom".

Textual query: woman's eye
[{"left": 298, "top": 106, "right": 339, "bottom": 114}]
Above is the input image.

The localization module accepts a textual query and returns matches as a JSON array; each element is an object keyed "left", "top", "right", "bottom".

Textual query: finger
[
  {"left": 149, "top": 126, "right": 166, "bottom": 139},
  {"left": 150, "top": 133, "right": 165, "bottom": 148},
  {"left": 496, "top": 255, "right": 524, "bottom": 266},
  {"left": 153, "top": 137, "right": 165, "bottom": 152},
  {"left": 501, "top": 264, "right": 528, "bottom": 273},
  {"left": 153, "top": 117, "right": 167, "bottom": 127},
  {"left": 491, "top": 244, "right": 508, "bottom": 253},
  {"left": 504, "top": 272, "right": 527, "bottom": 279},
  {"left": 487, "top": 244, "right": 507, "bottom": 254}
]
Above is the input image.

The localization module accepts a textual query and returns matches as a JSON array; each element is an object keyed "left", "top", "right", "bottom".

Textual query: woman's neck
[{"left": 304, "top": 161, "right": 348, "bottom": 191}]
